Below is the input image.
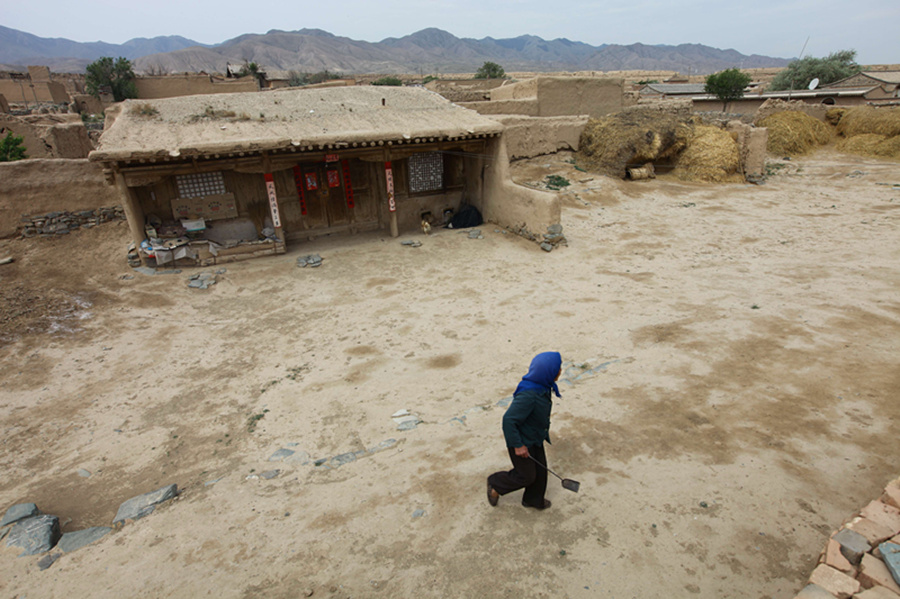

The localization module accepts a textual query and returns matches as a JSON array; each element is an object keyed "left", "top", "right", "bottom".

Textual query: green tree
[
  {"left": 704, "top": 68, "right": 752, "bottom": 111},
  {"left": 86, "top": 56, "right": 138, "bottom": 102},
  {"left": 0, "top": 132, "right": 27, "bottom": 162},
  {"left": 769, "top": 50, "right": 861, "bottom": 91},
  {"left": 371, "top": 76, "right": 402, "bottom": 86},
  {"left": 474, "top": 61, "right": 505, "bottom": 79}
]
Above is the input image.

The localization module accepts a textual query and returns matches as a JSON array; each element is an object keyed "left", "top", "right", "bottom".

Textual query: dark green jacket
[{"left": 502, "top": 388, "right": 552, "bottom": 448}]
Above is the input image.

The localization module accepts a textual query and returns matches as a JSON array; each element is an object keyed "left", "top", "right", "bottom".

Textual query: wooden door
[{"left": 301, "top": 164, "right": 350, "bottom": 229}]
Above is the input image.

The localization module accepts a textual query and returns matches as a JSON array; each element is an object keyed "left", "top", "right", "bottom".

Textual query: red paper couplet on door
[
  {"left": 327, "top": 169, "right": 340, "bottom": 188},
  {"left": 292, "top": 165, "right": 307, "bottom": 215},
  {"left": 305, "top": 172, "right": 318, "bottom": 190},
  {"left": 263, "top": 173, "right": 282, "bottom": 229},
  {"left": 385, "top": 162, "right": 395, "bottom": 213},
  {"left": 341, "top": 159, "right": 354, "bottom": 209}
]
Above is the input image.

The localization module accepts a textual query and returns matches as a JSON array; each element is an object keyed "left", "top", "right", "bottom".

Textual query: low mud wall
[
  {"left": 498, "top": 115, "right": 588, "bottom": 160},
  {"left": 0, "top": 159, "right": 118, "bottom": 238}
]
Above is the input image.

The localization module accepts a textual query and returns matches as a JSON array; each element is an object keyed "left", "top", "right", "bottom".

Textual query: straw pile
[
  {"left": 673, "top": 125, "right": 743, "bottom": 183},
  {"left": 825, "top": 107, "right": 847, "bottom": 126},
  {"left": 832, "top": 107, "right": 900, "bottom": 160},
  {"left": 757, "top": 111, "right": 832, "bottom": 156},
  {"left": 577, "top": 111, "right": 693, "bottom": 179},
  {"left": 836, "top": 106, "right": 900, "bottom": 138}
]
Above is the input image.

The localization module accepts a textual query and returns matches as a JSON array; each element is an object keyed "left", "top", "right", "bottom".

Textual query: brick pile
[
  {"left": 794, "top": 478, "right": 900, "bottom": 599},
  {"left": 19, "top": 207, "right": 126, "bottom": 237}
]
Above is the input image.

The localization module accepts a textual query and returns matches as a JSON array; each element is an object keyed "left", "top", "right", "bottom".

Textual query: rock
[
  {"left": 1, "top": 503, "right": 39, "bottom": 527},
  {"left": 37, "top": 552, "right": 61, "bottom": 570},
  {"left": 113, "top": 484, "right": 178, "bottom": 525},
  {"left": 260, "top": 470, "right": 280, "bottom": 480},
  {"left": 329, "top": 453, "right": 357, "bottom": 468},
  {"left": 58, "top": 527, "right": 111, "bottom": 553},
  {"left": 412, "top": 509, "right": 425, "bottom": 518},
  {"left": 216, "top": 268, "right": 227, "bottom": 275},
  {"left": 540, "top": 243, "right": 553, "bottom": 252},
  {"left": 77, "top": 468, "right": 92, "bottom": 478},
  {"left": 793, "top": 583, "right": 839, "bottom": 599},
  {"left": 861, "top": 500, "right": 900, "bottom": 536},
  {"left": 824, "top": 538, "right": 855, "bottom": 574},
  {"left": 547, "top": 224, "right": 563, "bottom": 235},
  {"left": 286, "top": 451, "right": 311, "bottom": 465},
  {"left": 808, "top": 564, "right": 860, "bottom": 599},
  {"left": 6, "top": 515, "right": 60, "bottom": 556},
  {"left": 392, "top": 414, "right": 422, "bottom": 430},
  {"left": 834, "top": 527, "right": 872, "bottom": 565},
  {"left": 391, "top": 409, "right": 410, "bottom": 418},
  {"left": 879, "top": 542, "right": 900, "bottom": 587},
  {"left": 467, "top": 229, "right": 481, "bottom": 239},
  {"left": 268, "top": 448, "right": 296, "bottom": 462},
  {"left": 496, "top": 396, "right": 513, "bottom": 408},
  {"left": 854, "top": 585, "right": 900, "bottom": 599},
  {"left": 400, "top": 240, "right": 422, "bottom": 247},
  {"left": 848, "top": 516, "right": 896, "bottom": 546}
]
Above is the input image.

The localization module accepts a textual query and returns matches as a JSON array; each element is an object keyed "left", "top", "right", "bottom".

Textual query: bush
[
  {"left": 371, "top": 76, "right": 402, "bottom": 86},
  {"left": 288, "top": 70, "right": 343, "bottom": 87},
  {"left": 475, "top": 61, "right": 505, "bottom": 79},
  {"left": 0, "top": 132, "right": 27, "bottom": 162}
]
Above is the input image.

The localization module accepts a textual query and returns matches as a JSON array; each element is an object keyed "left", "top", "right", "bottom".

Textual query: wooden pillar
[
  {"left": 384, "top": 149, "right": 398, "bottom": 238},
  {"left": 114, "top": 168, "right": 148, "bottom": 265}
]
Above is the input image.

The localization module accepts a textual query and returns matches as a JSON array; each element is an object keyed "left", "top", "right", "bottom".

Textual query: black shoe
[
  {"left": 522, "top": 499, "right": 551, "bottom": 510},
  {"left": 487, "top": 481, "right": 499, "bottom": 507}
]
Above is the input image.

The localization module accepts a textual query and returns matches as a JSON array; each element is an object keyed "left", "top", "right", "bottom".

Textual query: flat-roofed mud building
[{"left": 89, "top": 86, "right": 556, "bottom": 266}]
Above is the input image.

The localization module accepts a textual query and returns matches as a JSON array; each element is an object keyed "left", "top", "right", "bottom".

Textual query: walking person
[{"left": 487, "top": 351, "right": 562, "bottom": 510}]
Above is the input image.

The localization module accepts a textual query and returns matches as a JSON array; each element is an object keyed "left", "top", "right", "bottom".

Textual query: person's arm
[{"left": 502, "top": 394, "right": 535, "bottom": 455}]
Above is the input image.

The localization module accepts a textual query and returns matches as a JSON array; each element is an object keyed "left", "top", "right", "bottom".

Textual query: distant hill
[{"left": 0, "top": 25, "right": 791, "bottom": 75}]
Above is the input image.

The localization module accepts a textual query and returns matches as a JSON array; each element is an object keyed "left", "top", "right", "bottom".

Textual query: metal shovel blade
[{"left": 561, "top": 478, "right": 580, "bottom": 493}]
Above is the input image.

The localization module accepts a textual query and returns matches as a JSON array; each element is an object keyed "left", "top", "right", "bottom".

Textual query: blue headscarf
[{"left": 514, "top": 352, "right": 562, "bottom": 398}]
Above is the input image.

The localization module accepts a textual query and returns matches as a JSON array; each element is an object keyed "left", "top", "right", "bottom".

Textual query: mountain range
[{"left": 0, "top": 25, "right": 792, "bottom": 75}]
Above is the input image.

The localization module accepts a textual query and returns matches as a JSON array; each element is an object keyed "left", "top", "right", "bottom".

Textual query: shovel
[{"left": 528, "top": 455, "right": 580, "bottom": 492}]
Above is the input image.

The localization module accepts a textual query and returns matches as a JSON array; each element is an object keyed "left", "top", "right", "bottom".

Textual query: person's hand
[{"left": 515, "top": 446, "right": 529, "bottom": 458}]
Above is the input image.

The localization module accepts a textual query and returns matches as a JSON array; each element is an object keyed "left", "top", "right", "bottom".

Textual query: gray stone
[
  {"left": 400, "top": 240, "right": 421, "bottom": 247},
  {"left": 833, "top": 527, "right": 871, "bottom": 565},
  {"left": 77, "top": 468, "right": 92, "bottom": 478},
  {"left": 547, "top": 224, "right": 563, "bottom": 235},
  {"left": 468, "top": 229, "right": 481, "bottom": 239},
  {"left": 1, "top": 503, "right": 38, "bottom": 527},
  {"left": 285, "top": 450, "right": 311, "bottom": 465},
  {"left": 369, "top": 439, "right": 397, "bottom": 453},
  {"left": 329, "top": 452, "right": 357, "bottom": 467},
  {"left": 794, "top": 583, "right": 836, "bottom": 599},
  {"left": 412, "top": 509, "right": 425, "bottom": 518},
  {"left": 113, "top": 484, "right": 178, "bottom": 525},
  {"left": 540, "top": 243, "right": 553, "bottom": 252},
  {"left": 58, "top": 527, "right": 111, "bottom": 553},
  {"left": 268, "top": 448, "right": 296, "bottom": 462},
  {"left": 496, "top": 396, "right": 513, "bottom": 408},
  {"left": 6, "top": 515, "right": 60, "bottom": 556},
  {"left": 204, "top": 478, "right": 223, "bottom": 486},
  {"left": 260, "top": 470, "right": 280, "bottom": 480},
  {"left": 37, "top": 552, "right": 61, "bottom": 570},
  {"left": 879, "top": 542, "right": 900, "bottom": 586},
  {"left": 216, "top": 268, "right": 227, "bottom": 275}
]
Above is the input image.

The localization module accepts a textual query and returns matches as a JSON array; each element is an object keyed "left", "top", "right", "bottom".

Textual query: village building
[{"left": 88, "top": 85, "right": 558, "bottom": 266}]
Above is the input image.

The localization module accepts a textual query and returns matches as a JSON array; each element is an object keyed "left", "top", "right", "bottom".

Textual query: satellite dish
[{"left": 808, "top": 78, "right": 820, "bottom": 90}]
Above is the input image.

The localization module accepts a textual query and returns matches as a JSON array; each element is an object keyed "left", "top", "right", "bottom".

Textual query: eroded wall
[
  {"left": 135, "top": 75, "right": 259, "bottom": 100},
  {"left": 0, "top": 159, "right": 118, "bottom": 237},
  {"left": 498, "top": 115, "right": 588, "bottom": 160}
]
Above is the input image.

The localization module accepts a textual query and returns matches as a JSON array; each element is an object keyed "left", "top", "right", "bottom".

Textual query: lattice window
[
  {"left": 408, "top": 152, "right": 443, "bottom": 193},
  {"left": 176, "top": 172, "right": 226, "bottom": 198}
]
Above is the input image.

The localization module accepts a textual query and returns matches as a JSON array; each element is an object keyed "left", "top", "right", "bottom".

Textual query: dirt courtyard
[{"left": 1, "top": 150, "right": 898, "bottom": 598}]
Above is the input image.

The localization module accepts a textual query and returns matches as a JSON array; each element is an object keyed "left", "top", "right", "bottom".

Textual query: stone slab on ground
[
  {"left": 860, "top": 553, "right": 900, "bottom": 594},
  {"left": 836, "top": 528, "right": 875, "bottom": 565},
  {"left": 37, "top": 552, "right": 61, "bottom": 570},
  {"left": 880, "top": 543, "right": 900, "bottom": 587},
  {"left": 113, "top": 484, "right": 178, "bottom": 525},
  {"left": 5, "top": 515, "right": 60, "bottom": 556},
  {"left": 1, "top": 503, "right": 38, "bottom": 527},
  {"left": 808, "top": 564, "right": 860, "bottom": 599},
  {"left": 826, "top": 538, "right": 857, "bottom": 574},
  {"left": 793, "top": 583, "right": 837, "bottom": 598},
  {"left": 849, "top": 517, "right": 897, "bottom": 547},
  {"left": 58, "top": 527, "right": 112, "bottom": 553},
  {"left": 883, "top": 481, "right": 900, "bottom": 511},
  {"left": 855, "top": 585, "right": 900, "bottom": 599},
  {"left": 862, "top": 501, "right": 900, "bottom": 537}
]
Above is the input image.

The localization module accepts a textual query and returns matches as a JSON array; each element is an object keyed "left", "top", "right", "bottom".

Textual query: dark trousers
[{"left": 488, "top": 444, "right": 548, "bottom": 506}]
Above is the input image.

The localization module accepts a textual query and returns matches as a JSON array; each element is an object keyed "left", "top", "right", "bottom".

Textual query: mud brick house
[{"left": 89, "top": 86, "right": 557, "bottom": 266}]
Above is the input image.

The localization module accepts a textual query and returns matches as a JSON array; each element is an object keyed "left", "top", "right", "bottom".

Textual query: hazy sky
[{"left": 5, "top": 0, "right": 899, "bottom": 64}]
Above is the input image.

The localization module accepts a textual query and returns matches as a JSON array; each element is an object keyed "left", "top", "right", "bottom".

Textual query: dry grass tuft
[
  {"left": 673, "top": 125, "right": 743, "bottom": 183},
  {"left": 758, "top": 111, "right": 832, "bottom": 156}
]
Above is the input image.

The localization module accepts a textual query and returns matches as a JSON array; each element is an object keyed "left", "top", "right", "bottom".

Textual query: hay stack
[
  {"left": 837, "top": 133, "right": 900, "bottom": 160},
  {"left": 825, "top": 107, "right": 847, "bottom": 126},
  {"left": 577, "top": 111, "right": 693, "bottom": 178},
  {"left": 673, "top": 125, "right": 743, "bottom": 183},
  {"left": 757, "top": 111, "right": 832, "bottom": 156},
  {"left": 836, "top": 106, "right": 900, "bottom": 138}
]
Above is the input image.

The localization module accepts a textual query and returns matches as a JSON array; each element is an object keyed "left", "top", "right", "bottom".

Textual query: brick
[
  {"left": 860, "top": 554, "right": 900, "bottom": 595},
  {"left": 882, "top": 480, "right": 900, "bottom": 511},
  {"left": 794, "top": 583, "right": 838, "bottom": 598},
  {"left": 855, "top": 586, "right": 900, "bottom": 599},
  {"left": 836, "top": 528, "right": 874, "bottom": 565},
  {"left": 849, "top": 517, "right": 897, "bottom": 547},
  {"left": 881, "top": 543, "right": 900, "bottom": 588},
  {"left": 809, "top": 564, "right": 861, "bottom": 599},
  {"left": 828, "top": 538, "right": 859, "bottom": 574},
  {"left": 862, "top": 502, "right": 900, "bottom": 537}
]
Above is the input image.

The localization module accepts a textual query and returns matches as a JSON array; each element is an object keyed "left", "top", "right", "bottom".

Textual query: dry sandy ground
[{"left": 1, "top": 150, "right": 899, "bottom": 599}]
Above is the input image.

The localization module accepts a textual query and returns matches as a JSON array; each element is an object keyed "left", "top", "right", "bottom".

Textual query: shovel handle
[{"left": 527, "top": 455, "right": 564, "bottom": 481}]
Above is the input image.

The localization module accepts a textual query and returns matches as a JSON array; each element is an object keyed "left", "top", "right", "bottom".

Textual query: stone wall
[
  {"left": 0, "top": 159, "right": 119, "bottom": 238},
  {"left": 18, "top": 206, "right": 126, "bottom": 237}
]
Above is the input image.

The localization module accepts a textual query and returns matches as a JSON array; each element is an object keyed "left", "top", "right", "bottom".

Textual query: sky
[{"left": 5, "top": 0, "right": 899, "bottom": 65}]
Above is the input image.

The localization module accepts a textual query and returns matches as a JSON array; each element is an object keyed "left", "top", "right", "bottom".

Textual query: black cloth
[
  {"left": 502, "top": 388, "right": 553, "bottom": 448},
  {"left": 488, "top": 443, "right": 548, "bottom": 507},
  {"left": 447, "top": 204, "right": 482, "bottom": 229}
]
